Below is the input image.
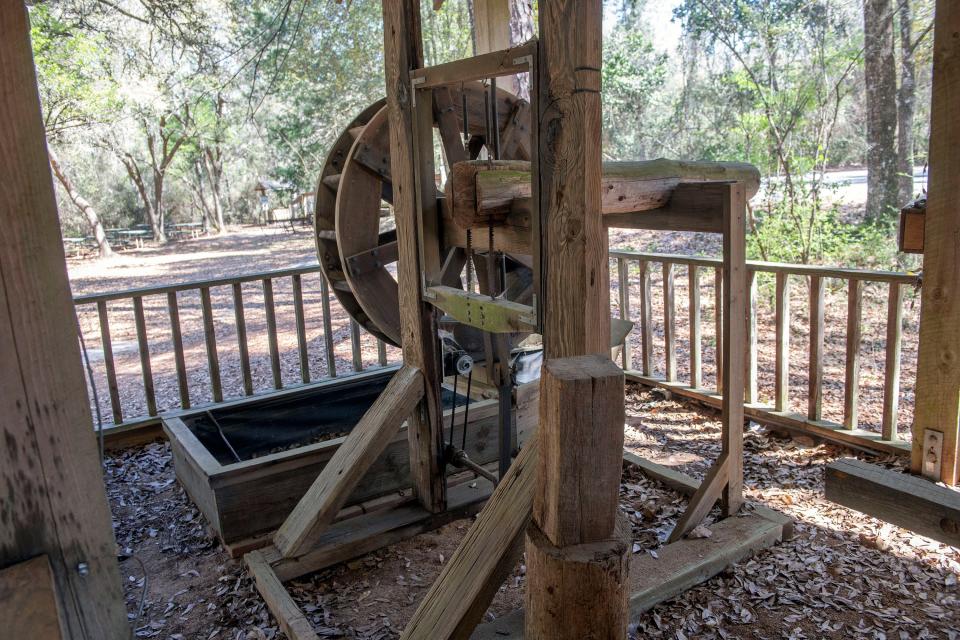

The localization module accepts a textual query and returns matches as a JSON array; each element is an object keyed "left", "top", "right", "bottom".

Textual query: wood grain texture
[
  {"left": 843, "top": 279, "right": 863, "bottom": 429},
  {"left": 262, "top": 278, "right": 283, "bottom": 389},
  {"left": 400, "top": 437, "right": 539, "bottom": 640},
  {"left": 663, "top": 262, "right": 676, "bottom": 381},
  {"left": 245, "top": 550, "right": 319, "bottom": 640},
  {"left": 273, "top": 366, "right": 424, "bottom": 558},
  {"left": 167, "top": 291, "right": 191, "bottom": 409},
  {"left": 538, "top": 0, "right": 607, "bottom": 359},
  {"left": 688, "top": 264, "right": 702, "bottom": 388},
  {"left": 639, "top": 260, "right": 653, "bottom": 375},
  {"left": 0, "top": 555, "right": 65, "bottom": 640},
  {"left": 232, "top": 282, "right": 254, "bottom": 395},
  {"left": 534, "top": 355, "right": 625, "bottom": 546},
  {"left": 524, "top": 516, "right": 630, "bottom": 640},
  {"left": 911, "top": 0, "right": 960, "bottom": 483},
  {"left": 825, "top": 457, "right": 960, "bottom": 546},
  {"left": 133, "top": 295, "right": 158, "bottom": 415},
  {"left": 382, "top": 0, "right": 446, "bottom": 511},
  {"left": 807, "top": 275, "right": 825, "bottom": 421},
  {"left": 0, "top": 5, "right": 128, "bottom": 635},
  {"left": 200, "top": 287, "right": 223, "bottom": 401},
  {"left": 882, "top": 281, "right": 904, "bottom": 440},
  {"left": 774, "top": 273, "right": 791, "bottom": 412}
]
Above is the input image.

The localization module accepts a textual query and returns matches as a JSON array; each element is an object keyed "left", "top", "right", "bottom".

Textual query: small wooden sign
[{"left": 899, "top": 200, "right": 925, "bottom": 254}]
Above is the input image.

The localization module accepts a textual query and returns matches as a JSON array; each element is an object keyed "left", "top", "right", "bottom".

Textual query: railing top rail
[
  {"left": 73, "top": 263, "right": 324, "bottom": 305},
  {"left": 609, "top": 250, "right": 919, "bottom": 285}
]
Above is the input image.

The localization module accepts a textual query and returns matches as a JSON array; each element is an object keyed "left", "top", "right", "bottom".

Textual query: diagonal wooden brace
[{"left": 273, "top": 366, "right": 424, "bottom": 558}]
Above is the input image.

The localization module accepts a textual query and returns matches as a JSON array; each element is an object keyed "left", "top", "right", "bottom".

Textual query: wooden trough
[{"left": 163, "top": 366, "right": 536, "bottom": 552}]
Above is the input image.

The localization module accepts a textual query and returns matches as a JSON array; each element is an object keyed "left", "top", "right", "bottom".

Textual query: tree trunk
[
  {"left": 192, "top": 162, "right": 216, "bottom": 232},
  {"left": 203, "top": 147, "right": 225, "bottom": 233},
  {"left": 897, "top": 0, "right": 918, "bottom": 205},
  {"left": 864, "top": 0, "right": 900, "bottom": 220},
  {"left": 48, "top": 148, "right": 113, "bottom": 258},
  {"left": 152, "top": 168, "right": 167, "bottom": 242},
  {"left": 508, "top": 0, "right": 535, "bottom": 100}
]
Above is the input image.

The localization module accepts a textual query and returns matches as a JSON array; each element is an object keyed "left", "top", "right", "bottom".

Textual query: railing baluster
[
  {"left": 688, "top": 265, "right": 702, "bottom": 389},
  {"left": 663, "top": 262, "right": 676, "bottom": 381},
  {"left": 617, "top": 257, "right": 632, "bottom": 369},
  {"left": 166, "top": 292, "right": 190, "bottom": 409},
  {"left": 292, "top": 274, "right": 310, "bottom": 384},
  {"left": 262, "top": 278, "right": 282, "bottom": 390},
  {"left": 639, "top": 260, "right": 653, "bottom": 376},
  {"left": 200, "top": 287, "right": 223, "bottom": 402},
  {"left": 378, "top": 340, "right": 388, "bottom": 366},
  {"left": 745, "top": 269, "right": 758, "bottom": 404},
  {"left": 96, "top": 300, "right": 123, "bottom": 423},
  {"left": 843, "top": 279, "right": 863, "bottom": 429},
  {"left": 232, "top": 283, "right": 253, "bottom": 396},
  {"left": 715, "top": 267, "right": 723, "bottom": 393},
  {"left": 132, "top": 296, "right": 157, "bottom": 416},
  {"left": 320, "top": 274, "right": 337, "bottom": 378},
  {"left": 774, "top": 272, "right": 791, "bottom": 412},
  {"left": 808, "top": 275, "right": 825, "bottom": 421},
  {"left": 350, "top": 320, "right": 363, "bottom": 372},
  {"left": 882, "top": 281, "right": 905, "bottom": 441}
]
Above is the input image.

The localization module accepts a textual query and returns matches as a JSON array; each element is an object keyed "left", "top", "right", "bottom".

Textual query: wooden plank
[
  {"left": 167, "top": 291, "right": 191, "bottom": 409},
  {"left": 268, "top": 478, "right": 492, "bottom": 582},
  {"left": 882, "top": 281, "right": 904, "bottom": 440},
  {"left": 133, "top": 295, "right": 158, "bottom": 415},
  {"left": 245, "top": 550, "right": 319, "bottom": 640},
  {"left": 808, "top": 275, "right": 825, "bottom": 421},
  {"left": 825, "top": 457, "right": 960, "bottom": 547},
  {"left": 663, "top": 262, "right": 676, "bottom": 381},
  {"left": 843, "top": 279, "right": 863, "bottom": 429},
  {"left": 0, "top": 555, "right": 65, "bottom": 640},
  {"left": 292, "top": 274, "right": 311, "bottom": 384},
  {"left": 689, "top": 264, "right": 702, "bottom": 389},
  {"left": 263, "top": 278, "right": 282, "bottom": 390},
  {"left": 350, "top": 320, "right": 363, "bottom": 372},
  {"left": 96, "top": 300, "right": 123, "bottom": 423},
  {"left": 378, "top": 339, "right": 388, "bottom": 366},
  {"left": 0, "top": 6, "right": 128, "bottom": 634},
  {"left": 618, "top": 257, "right": 632, "bottom": 369},
  {"left": 320, "top": 275, "right": 337, "bottom": 378},
  {"left": 426, "top": 285, "right": 536, "bottom": 333},
  {"left": 774, "top": 272, "right": 790, "bottom": 412},
  {"left": 535, "top": 356, "right": 625, "bottom": 546},
  {"left": 639, "top": 260, "right": 653, "bottom": 376},
  {"left": 411, "top": 41, "right": 535, "bottom": 88},
  {"left": 383, "top": 0, "right": 446, "bottom": 513},
  {"left": 232, "top": 282, "right": 254, "bottom": 395},
  {"left": 715, "top": 267, "right": 723, "bottom": 392},
  {"left": 745, "top": 268, "right": 758, "bottom": 404},
  {"left": 199, "top": 287, "right": 223, "bottom": 402},
  {"left": 912, "top": 0, "right": 960, "bottom": 484},
  {"left": 273, "top": 366, "right": 424, "bottom": 558},
  {"left": 400, "top": 437, "right": 539, "bottom": 640},
  {"left": 473, "top": 0, "right": 512, "bottom": 54},
  {"left": 667, "top": 452, "right": 729, "bottom": 543}
]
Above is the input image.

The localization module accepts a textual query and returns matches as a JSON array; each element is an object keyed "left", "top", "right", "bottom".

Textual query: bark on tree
[
  {"left": 897, "top": 0, "right": 918, "bottom": 205},
  {"left": 48, "top": 148, "right": 113, "bottom": 258},
  {"left": 864, "top": 0, "right": 900, "bottom": 220},
  {"left": 508, "top": 0, "right": 534, "bottom": 100}
]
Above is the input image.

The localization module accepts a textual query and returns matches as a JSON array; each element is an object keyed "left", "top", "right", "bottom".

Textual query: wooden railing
[
  {"left": 611, "top": 251, "right": 919, "bottom": 455},
  {"left": 78, "top": 253, "right": 920, "bottom": 456},
  {"left": 74, "top": 265, "right": 397, "bottom": 435}
]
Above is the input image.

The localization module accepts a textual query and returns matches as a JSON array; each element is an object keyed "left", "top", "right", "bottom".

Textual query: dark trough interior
[{"left": 185, "top": 366, "right": 469, "bottom": 465}]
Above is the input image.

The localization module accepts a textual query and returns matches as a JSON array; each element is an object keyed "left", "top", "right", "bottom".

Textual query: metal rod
[
  {"left": 450, "top": 447, "right": 499, "bottom": 485},
  {"left": 490, "top": 77, "right": 501, "bottom": 160},
  {"left": 206, "top": 410, "right": 241, "bottom": 464},
  {"left": 461, "top": 369, "right": 472, "bottom": 451}
]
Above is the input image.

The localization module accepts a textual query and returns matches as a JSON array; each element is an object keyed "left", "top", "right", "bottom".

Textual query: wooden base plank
[
  {"left": 471, "top": 512, "right": 785, "bottom": 640},
  {"left": 246, "top": 550, "right": 319, "bottom": 640},
  {"left": 825, "top": 457, "right": 960, "bottom": 547},
  {"left": 266, "top": 478, "right": 494, "bottom": 582}
]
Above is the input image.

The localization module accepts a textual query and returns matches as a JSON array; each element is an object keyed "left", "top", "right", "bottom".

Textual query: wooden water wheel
[{"left": 314, "top": 81, "right": 532, "bottom": 347}]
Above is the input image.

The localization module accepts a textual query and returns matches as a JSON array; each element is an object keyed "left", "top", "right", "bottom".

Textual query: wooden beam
[
  {"left": 0, "top": 5, "right": 128, "bottom": 637},
  {"left": 0, "top": 556, "right": 65, "bottom": 640},
  {"left": 273, "top": 366, "right": 424, "bottom": 558},
  {"left": 825, "top": 458, "right": 960, "bottom": 547},
  {"left": 473, "top": 0, "right": 512, "bottom": 55},
  {"left": 245, "top": 550, "right": 319, "bottom": 640},
  {"left": 912, "top": 0, "right": 960, "bottom": 485},
  {"left": 426, "top": 285, "right": 536, "bottom": 333},
  {"left": 400, "top": 437, "right": 539, "bottom": 640},
  {"left": 535, "top": 356, "right": 625, "bottom": 546},
  {"left": 411, "top": 42, "right": 535, "bottom": 88},
  {"left": 382, "top": 0, "right": 447, "bottom": 511}
]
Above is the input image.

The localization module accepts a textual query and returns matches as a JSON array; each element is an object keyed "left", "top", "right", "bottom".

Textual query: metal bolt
[{"left": 77, "top": 562, "right": 90, "bottom": 576}]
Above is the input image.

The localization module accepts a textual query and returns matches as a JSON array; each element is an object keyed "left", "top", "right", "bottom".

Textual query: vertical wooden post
[
  {"left": 745, "top": 268, "right": 758, "bottom": 404},
  {"left": 689, "top": 265, "right": 702, "bottom": 389},
  {"left": 382, "top": 0, "right": 446, "bottom": 511},
  {"left": 527, "top": 2, "right": 627, "bottom": 639},
  {"left": 843, "top": 278, "right": 863, "bottom": 429},
  {"left": 774, "top": 273, "right": 791, "bottom": 412},
  {"left": 882, "top": 281, "right": 904, "bottom": 441},
  {"left": 639, "top": 260, "right": 653, "bottom": 376},
  {"left": 0, "top": 4, "right": 128, "bottom": 635},
  {"left": 663, "top": 262, "right": 676, "bottom": 381},
  {"left": 808, "top": 275, "right": 825, "bottom": 421},
  {"left": 617, "top": 257, "right": 632, "bottom": 369},
  {"left": 912, "top": 0, "right": 960, "bottom": 484}
]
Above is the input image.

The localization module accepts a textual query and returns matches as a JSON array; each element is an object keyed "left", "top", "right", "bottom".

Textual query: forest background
[{"left": 32, "top": 0, "right": 934, "bottom": 269}]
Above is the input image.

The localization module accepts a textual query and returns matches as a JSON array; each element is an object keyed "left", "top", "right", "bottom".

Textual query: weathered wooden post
[
  {"left": 911, "top": 0, "right": 960, "bottom": 485},
  {"left": 0, "top": 4, "right": 127, "bottom": 637},
  {"left": 524, "top": 1, "right": 630, "bottom": 637}
]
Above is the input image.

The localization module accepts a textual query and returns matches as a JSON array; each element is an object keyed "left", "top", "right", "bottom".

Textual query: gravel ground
[{"left": 106, "top": 384, "right": 960, "bottom": 639}]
